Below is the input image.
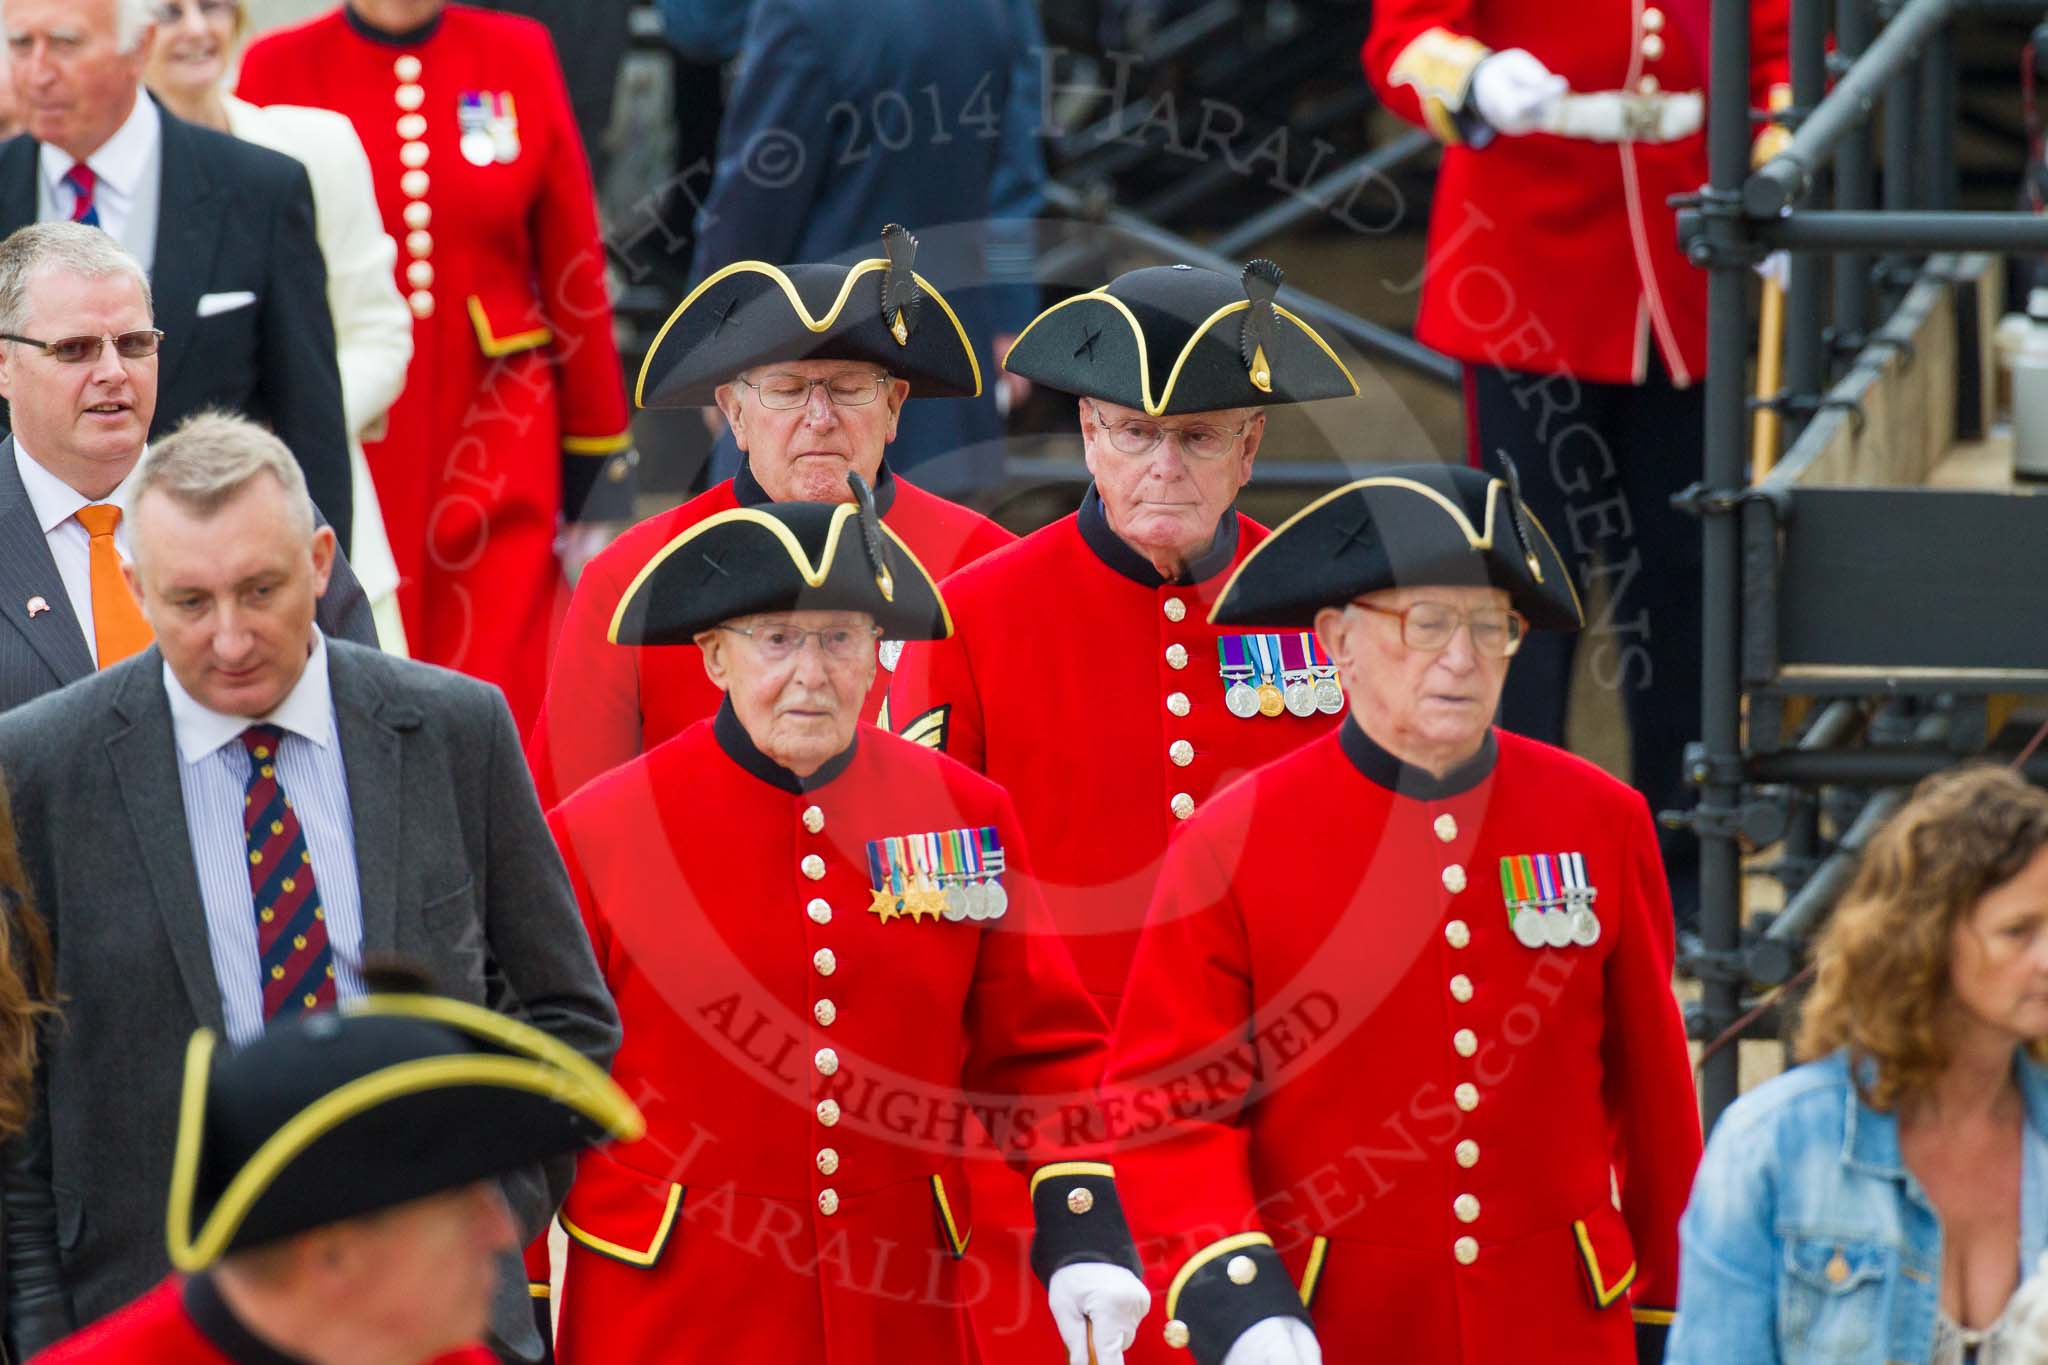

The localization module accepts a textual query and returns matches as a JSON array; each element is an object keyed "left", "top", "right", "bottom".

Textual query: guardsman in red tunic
[
  {"left": 237, "top": 4, "right": 637, "bottom": 732},
  {"left": 1362, "top": 0, "right": 1787, "bottom": 927},
  {"left": 546, "top": 487, "right": 1152, "bottom": 1363},
  {"left": 526, "top": 225, "right": 1014, "bottom": 809},
  {"left": 883, "top": 261, "right": 1355, "bottom": 1362},
  {"left": 37, "top": 986, "right": 641, "bottom": 1365},
  {"left": 1104, "top": 462, "right": 1701, "bottom": 1365}
]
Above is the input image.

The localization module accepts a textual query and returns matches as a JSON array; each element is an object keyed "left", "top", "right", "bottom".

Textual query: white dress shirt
[
  {"left": 165, "top": 631, "right": 367, "bottom": 1047},
  {"left": 14, "top": 441, "right": 140, "bottom": 668},
  {"left": 37, "top": 92, "right": 163, "bottom": 272}
]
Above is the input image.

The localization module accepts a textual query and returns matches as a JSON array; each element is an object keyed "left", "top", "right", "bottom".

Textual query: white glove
[
  {"left": 1756, "top": 250, "right": 1791, "bottom": 291},
  {"left": 1470, "top": 48, "right": 1567, "bottom": 136},
  {"left": 1047, "top": 1263, "right": 1152, "bottom": 1365},
  {"left": 1221, "top": 1316, "right": 1323, "bottom": 1365}
]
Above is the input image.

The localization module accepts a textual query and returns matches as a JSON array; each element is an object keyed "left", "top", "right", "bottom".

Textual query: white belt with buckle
[{"left": 1539, "top": 89, "right": 1703, "bottom": 143}]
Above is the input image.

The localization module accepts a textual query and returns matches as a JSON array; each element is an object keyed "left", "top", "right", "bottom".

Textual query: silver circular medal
[
  {"left": 964, "top": 882, "right": 990, "bottom": 921},
  {"left": 461, "top": 130, "right": 496, "bottom": 167},
  {"left": 1542, "top": 908, "right": 1574, "bottom": 949},
  {"left": 491, "top": 128, "right": 520, "bottom": 164},
  {"left": 1225, "top": 683, "right": 1261, "bottom": 719},
  {"left": 1314, "top": 678, "right": 1345, "bottom": 714},
  {"left": 1283, "top": 681, "right": 1316, "bottom": 718},
  {"left": 1513, "top": 911, "right": 1546, "bottom": 949},
  {"left": 941, "top": 885, "right": 969, "bottom": 922},
  {"left": 878, "top": 639, "right": 904, "bottom": 672},
  {"left": 983, "top": 880, "right": 1009, "bottom": 919},
  {"left": 1569, "top": 906, "right": 1601, "bottom": 946}
]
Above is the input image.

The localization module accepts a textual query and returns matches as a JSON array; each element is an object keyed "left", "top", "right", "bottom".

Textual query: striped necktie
[
  {"left": 238, "top": 725, "right": 336, "bottom": 1022},
  {"left": 63, "top": 164, "right": 99, "bottom": 227}
]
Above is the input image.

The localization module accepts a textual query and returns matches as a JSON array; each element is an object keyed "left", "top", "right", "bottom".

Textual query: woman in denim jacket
[{"left": 1670, "top": 765, "right": 2048, "bottom": 1364}]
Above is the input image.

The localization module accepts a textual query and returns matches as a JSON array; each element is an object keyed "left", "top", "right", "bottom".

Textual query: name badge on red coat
[
  {"left": 1499, "top": 852, "right": 1600, "bottom": 950},
  {"left": 866, "top": 827, "right": 1007, "bottom": 925}
]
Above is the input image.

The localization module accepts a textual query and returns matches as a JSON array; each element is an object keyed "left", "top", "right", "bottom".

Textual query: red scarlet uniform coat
[
  {"left": 885, "top": 489, "right": 1338, "bottom": 1363},
  {"left": 1362, "top": 0, "right": 1789, "bottom": 385},
  {"left": 546, "top": 712, "right": 1125, "bottom": 1363},
  {"left": 239, "top": 6, "right": 634, "bottom": 731},
  {"left": 33, "top": 1276, "right": 497, "bottom": 1365},
  {"left": 1105, "top": 723, "right": 1701, "bottom": 1364},
  {"left": 526, "top": 462, "right": 1013, "bottom": 808}
]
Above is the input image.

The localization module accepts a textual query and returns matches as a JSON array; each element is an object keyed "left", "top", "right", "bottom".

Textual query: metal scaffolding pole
[
  {"left": 1833, "top": 0, "right": 1878, "bottom": 349},
  {"left": 1784, "top": 0, "right": 1831, "bottom": 397},
  {"left": 1746, "top": 0, "right": 1956, "bottom": 216},
  {"left": 1762, "top": 211, "right": 2048, "bottom": 250},
  {"left": 1698, "top": 0, "right": 1754, "bottom": 1131}
]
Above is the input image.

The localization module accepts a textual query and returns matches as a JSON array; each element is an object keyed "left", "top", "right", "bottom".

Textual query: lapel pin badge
[{"left": 24, "top": 596, "right": 48, "bottom": 618}]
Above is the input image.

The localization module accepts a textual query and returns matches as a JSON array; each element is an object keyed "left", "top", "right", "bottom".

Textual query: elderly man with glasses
[
  {"left": 884, "top": 258, "right": 1357, "bottom": 1361},
  {"left": 526, "top": 225, "right": 1014, "bottom": 810},
  {"left": 1102, "top": 463, "right": 1701, "bottom": 1365},
  {"left": 540, "top": 479, "right": 1153, "bottom": 1364}
]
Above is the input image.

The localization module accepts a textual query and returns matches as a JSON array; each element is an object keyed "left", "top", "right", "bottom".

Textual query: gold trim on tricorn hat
[
  {"left": 636, "top": 224, "right": 983, "bottom": 408},
  {"left": 1003, "top": 260, "right": 1357, "bottom": 416},
  {"left": 1210, "top": 457, "right": 1582, "bottom": 631},
  {"left": 165, "top": 994, "right": 642, "bottom": 1271},
  {"left": 608, "top": 473, "right": 951, "bottom": 645}
]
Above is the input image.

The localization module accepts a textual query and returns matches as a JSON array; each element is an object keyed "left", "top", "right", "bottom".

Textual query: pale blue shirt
[{"left": 164, "top": 631, "right": 365, "bottom": 1046}]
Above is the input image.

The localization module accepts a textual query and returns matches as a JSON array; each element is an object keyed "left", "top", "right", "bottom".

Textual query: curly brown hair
[
  {"left": 1797, "top": 764, "right": 2048, "bottom": 1110},
  {"left": 0, "top": 773, "right": 52, "bottom": 1139}
]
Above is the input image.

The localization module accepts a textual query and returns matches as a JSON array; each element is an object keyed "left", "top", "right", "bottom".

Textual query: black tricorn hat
[
  {"left": 1002, "top": 260, "right": 1357, "bottom": 415},
  {"left": 636, "top": 224, "right": 982, "bottom": 407},
  {"left": 165, "top": 993, "right": 642, "bottom": 1270},
  {"left": 1210, "top": 460, "right": 1582, "bottom": 631},
  {"left": 609, "top": 474, "right": 951, "bottom": 644}
]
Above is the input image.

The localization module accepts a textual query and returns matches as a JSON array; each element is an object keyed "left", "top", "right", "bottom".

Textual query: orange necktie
[{"left": 73, "top": 504, "right": 152, "bottom": 667}]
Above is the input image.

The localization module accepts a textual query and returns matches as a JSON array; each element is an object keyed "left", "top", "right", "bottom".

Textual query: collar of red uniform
[
  {"left": 734, "top": 458, "right": 900, "bottom": 516},
  {"left": 342, "top": 2, "right": 443, "bottom": 46},
  {"left": 1077, "top": 484, "right": 1240, "bottom": 588},
  {"left": 1339, "top": 716, "right": 1497, "bottom": 800},
  {"left": 714, "top": 696, "right": 859, "bottom": 794},
  {"left": 183, "top": 1272, "right": 313, "bottom": 1365}
]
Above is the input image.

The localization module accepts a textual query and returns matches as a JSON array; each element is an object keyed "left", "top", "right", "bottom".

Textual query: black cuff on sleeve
[
  {"left": 1163, "top": 1238, "right": 1312, "bottom": 1365},
  {"left": 562, "top": 448, "right": 638, "bottom": 523},
  {"left": 1027, "top": 1165, "right": 1142, "bottom": 1284},
  {"left": 1634, "top": 1316, "right": 1670, "bottom": 1365}
]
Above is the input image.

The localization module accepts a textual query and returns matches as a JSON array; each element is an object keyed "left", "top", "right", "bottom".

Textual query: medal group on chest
[
  {"left": 1218, "top": 632, "right": 1344, "bottom": 719},
  {"left": 1499, "top": 852, "right": 1601, "bottom": 949},
  {"left": 864, "top": 827, "right": 1009, "bottom": 923}
]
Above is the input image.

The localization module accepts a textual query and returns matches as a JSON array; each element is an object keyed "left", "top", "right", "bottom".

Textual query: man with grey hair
[
  {"left": 0, "top": 0, "right": 352, "bottom": 543},
  {"left": 0, "top": 221, "right": 370, "bottom": 715},
  {"left": 0, "top": 408, "right": 619, "bottom": 1362}
]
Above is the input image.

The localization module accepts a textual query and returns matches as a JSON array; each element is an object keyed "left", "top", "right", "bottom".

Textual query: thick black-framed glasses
[{"left": 0, "top": 330, "right": 164, "bottom": 364}]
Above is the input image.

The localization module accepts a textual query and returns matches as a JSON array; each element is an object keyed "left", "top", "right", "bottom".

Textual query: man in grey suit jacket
[
  {"left": 0, "top": 413, "right": 618, "bottom": 1362},
  {"left": 0, "top": 222, "right": 372, "bottom": 715}
]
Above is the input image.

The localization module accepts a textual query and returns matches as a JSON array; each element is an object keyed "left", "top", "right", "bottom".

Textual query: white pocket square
[{"left": 196, "top": 290, "right": 257, "bottom": 318}]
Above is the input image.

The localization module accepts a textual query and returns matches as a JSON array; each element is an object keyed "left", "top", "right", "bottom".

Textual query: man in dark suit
[
  {"left": 690, "top": 0, "right": 1047, "bottom": 496},
  {"left": 0, "top": 0, "right": 353, "bottom": 543},
  {"left": 0, "top": 222, "right": 371, "bottom": 715},
  {"left": 0, "top": 411, "right": 618, "bottom": 1362}
]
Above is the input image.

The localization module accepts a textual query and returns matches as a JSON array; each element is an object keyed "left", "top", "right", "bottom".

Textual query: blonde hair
[
  {"left": 133, "top": 410, "right": 315, "bottom": 542},
  {"left": 1797, "top": 764, "right": 2048, "bottom": 1109},
  {"left": 0, "top": 222, "right": 153, "bottom": 337}
]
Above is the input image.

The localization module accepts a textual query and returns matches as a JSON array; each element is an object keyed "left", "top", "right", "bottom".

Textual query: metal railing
[{"left": 1683, "top": 0, "right": 2048, "bottom": 1129}]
